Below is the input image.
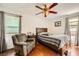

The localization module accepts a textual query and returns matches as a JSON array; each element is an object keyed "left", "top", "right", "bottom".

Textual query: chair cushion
[{"left": 16, "top": 34, "right": 27, "bottom": 42}]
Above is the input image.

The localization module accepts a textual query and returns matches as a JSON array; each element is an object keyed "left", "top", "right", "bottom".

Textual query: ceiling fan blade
[
  {"left": 49, "top": 3, "right": 58, "bottom": 9},
  {"left": 49, "top": 11, "right": 57, "bottom": 14},
  {"left": 35, "top": 5, "right": 43, "bottom": 10},
  {"left": 36, "top": 12, "right": 43, "bottom": 15}
]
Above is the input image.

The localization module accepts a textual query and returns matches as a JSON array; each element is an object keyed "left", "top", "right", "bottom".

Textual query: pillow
[
  {"left": 48, "top": 33, "right": 53, "bottom": 35},
  {"left": 39, "top": 32, "right": 49, "bottom": 36}
]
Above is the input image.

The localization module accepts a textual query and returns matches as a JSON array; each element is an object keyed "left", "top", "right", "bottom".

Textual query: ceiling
[{"left": 0, "top": 3, "right": 79, "bottom": 19}]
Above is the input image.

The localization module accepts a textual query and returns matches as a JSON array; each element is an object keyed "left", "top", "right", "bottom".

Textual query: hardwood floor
[
  {"left": 68, "top": 46, "right": 79, "bottom": 56},
  {"left": 28, "top": 43, "right": 57, "bottom": 56},
  {"left": 0, "top": 43, "right": 79, "bottom": 56},
  {"left": 0, "top": 43, "right": 57, "bottom": 56}
]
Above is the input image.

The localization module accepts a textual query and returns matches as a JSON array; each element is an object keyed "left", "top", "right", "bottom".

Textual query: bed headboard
[{"left": 36, "top": 28, "right": 48, "bottom": 35}]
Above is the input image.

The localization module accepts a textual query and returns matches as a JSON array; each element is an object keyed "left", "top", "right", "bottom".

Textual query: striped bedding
[{"left": 38, "top": 34, "right": 69, "bottom": 49}]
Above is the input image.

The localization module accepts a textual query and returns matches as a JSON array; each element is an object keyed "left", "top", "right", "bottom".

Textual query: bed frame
[{"left": 36, "top": 28, "right": 68, "bottom": 56}]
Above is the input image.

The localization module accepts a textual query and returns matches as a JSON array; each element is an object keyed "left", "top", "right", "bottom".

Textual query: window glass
[{"left": 4, "top": 14, "right": 20, "bottom": 34}]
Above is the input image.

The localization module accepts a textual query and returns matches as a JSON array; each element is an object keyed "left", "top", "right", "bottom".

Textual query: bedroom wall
[
  {"left": 48, "top": 17, "right": 66, "bottom": 34},
  {"left": 21, "top": 15, "right": 50, "bottom": 35},
  {"left": 48, "top": 12, "right": 79, "bottom": 35}
]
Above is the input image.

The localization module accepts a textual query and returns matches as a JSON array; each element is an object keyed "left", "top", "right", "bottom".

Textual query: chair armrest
[{"left": 15, "top": 42, "right": 27, "bottom": 46}]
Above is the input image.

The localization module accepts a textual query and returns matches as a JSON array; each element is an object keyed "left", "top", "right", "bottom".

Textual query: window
[
  {"left": 4, "top": 13, "right": 21, "bottom": 34},
  {"left": 68, "top": 16, "right": 78, "bottom": 46}
]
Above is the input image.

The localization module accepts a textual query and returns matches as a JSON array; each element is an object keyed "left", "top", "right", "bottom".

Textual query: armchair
[{"left": 12, "top": 33, "right": 35, "bottom": 56}]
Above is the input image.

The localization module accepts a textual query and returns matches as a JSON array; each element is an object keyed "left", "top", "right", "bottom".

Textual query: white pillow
[{"left": 38, "top": 32, "right": 48, "bottom": 35}]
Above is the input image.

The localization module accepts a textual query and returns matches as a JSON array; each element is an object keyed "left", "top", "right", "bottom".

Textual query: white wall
[
  {"left": 21, "top": 14, "right": 50, "bottom": 35},
  {"left": 48, "top": 17, "right": 66, "bottom": 34}
]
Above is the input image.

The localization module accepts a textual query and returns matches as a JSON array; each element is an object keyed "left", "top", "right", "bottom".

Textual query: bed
[{"left": 36, "top": 28, "right": 69, "bottom": 56}]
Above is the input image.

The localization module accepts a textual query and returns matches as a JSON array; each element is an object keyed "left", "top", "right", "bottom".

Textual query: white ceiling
[{"left": 0, "top": 3, "right": 79, "bottom": 19}]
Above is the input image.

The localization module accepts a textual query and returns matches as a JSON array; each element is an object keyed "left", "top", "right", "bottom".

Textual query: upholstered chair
[{"left": 12, "top": 33, "right": 35, "bottom": 56}]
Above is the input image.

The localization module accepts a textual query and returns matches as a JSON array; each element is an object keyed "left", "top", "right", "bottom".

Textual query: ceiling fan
[{"left": 35, "top": 3, "right": 58, "bottom": 17}]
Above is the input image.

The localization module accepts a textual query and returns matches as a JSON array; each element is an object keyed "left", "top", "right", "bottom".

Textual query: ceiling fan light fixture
[{"left": 35, "top": 3, "right": 58, "bottom": 17}]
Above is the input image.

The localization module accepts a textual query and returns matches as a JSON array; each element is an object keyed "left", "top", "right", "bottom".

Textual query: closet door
[{"left": 4, "top": 13, "right": 21, "bottom": 49}]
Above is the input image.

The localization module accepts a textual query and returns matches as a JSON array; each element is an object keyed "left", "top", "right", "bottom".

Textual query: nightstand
[
  {"left": 27, "top": 35, "right": 36, "bottom": 38},
  {"left": 27, "top": 35, "right": 36, "bottom": 44}
]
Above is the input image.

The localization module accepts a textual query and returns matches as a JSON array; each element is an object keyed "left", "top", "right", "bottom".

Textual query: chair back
[{"left": 12, "top": 33, "right": 27, "bottom": 45}]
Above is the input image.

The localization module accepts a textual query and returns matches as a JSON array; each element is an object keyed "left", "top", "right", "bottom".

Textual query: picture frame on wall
[{"left": 55, "top": 21, "right": 61, "bottom": 27}]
